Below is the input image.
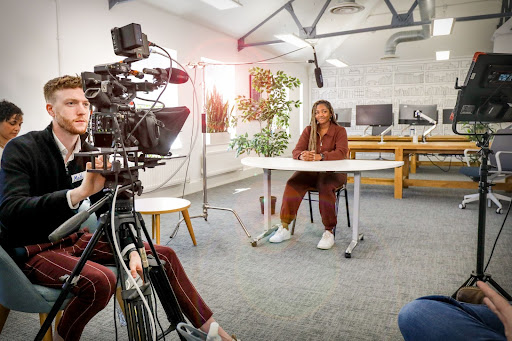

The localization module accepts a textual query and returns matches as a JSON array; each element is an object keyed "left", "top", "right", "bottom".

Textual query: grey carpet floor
[{"left": 2, "top": 166, "right": 511, "bottom": 340}]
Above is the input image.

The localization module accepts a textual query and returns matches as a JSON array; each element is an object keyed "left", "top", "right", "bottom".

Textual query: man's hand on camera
[
  {"left": 129, "top": 250, "right": 144, "bottom": 279},
  {"left": 69, "top": 157, "right": 110, "bottom": 206}
]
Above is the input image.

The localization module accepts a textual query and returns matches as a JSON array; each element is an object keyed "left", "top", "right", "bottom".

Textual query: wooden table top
[
  {"left": 347, "top": 135, "right": 470, "bottom": 142},
  {"left": 134, "top": 197, "right": 191, "bottom": 214},
  {"left": 348, "top": 141, "right": 477, "bottom": 153}
]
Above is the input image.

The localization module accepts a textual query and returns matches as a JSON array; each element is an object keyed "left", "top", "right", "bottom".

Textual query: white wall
[{"left": 0, "top": 0, "right": 309, "bottom": 196}]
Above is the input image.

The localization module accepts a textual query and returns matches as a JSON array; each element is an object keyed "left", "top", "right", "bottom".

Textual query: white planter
[{"left": 207, "top": 132, "right": 231, "bottom": 145}]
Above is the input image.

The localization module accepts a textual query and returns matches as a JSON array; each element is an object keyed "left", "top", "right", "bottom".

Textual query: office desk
[
  {"left": 348, "top": 135, "right": 470, "bottom": 171},
  {"left": 241, "top": 157, "right": 403, "bottom": 257},
  {"left": 346, "top": 141, "right": 506, "bottom": 199}
]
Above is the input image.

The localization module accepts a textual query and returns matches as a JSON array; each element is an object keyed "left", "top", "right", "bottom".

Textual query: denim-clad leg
[{"left": 398, "top": 295, "right": 507, "bottom": 341}]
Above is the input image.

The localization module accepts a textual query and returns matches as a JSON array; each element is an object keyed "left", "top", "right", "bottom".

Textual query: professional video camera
[{"left": 81, "top": 23, "right": 190, "bottom": 159}]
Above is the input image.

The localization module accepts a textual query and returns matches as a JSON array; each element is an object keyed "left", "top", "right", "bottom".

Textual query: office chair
[
  {"left": 290, "top": 184, "right": 350, "bottom": 235},
  {"left": 0, "top": 244, "right": 74, "bottom": 341},
  {"left": 458, "top": 129, "right": 512, "bottom": 214}
]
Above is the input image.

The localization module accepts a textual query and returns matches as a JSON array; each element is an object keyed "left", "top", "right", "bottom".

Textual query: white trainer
[
  {"left": 269, "top": 224, "right": 291, "bottom": 243},
  {"left": 317, "top": 231, "right": 335, "bottom": 250}
]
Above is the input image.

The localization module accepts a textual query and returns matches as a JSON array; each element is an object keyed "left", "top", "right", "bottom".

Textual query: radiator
[
  {"left": 138, "top": 157, "right": 190, "bottom": 192},
  {"left": 201, "top": 150, "right": 243, "bottom": 177}
]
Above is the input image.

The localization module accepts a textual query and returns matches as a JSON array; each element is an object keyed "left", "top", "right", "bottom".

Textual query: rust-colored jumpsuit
[{"left": 280, "top": 124, "right": 349, "bottom": 231}]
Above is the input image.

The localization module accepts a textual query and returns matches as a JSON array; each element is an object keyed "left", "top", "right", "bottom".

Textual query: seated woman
[
  {"left": 269, "top": 99, "right": 349, "bottom": 250},
  {"left": 0, "top": 100, "right": 24, "bottom": 161}
]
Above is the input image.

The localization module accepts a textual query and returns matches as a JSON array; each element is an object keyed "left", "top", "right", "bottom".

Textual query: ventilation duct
[
  {"left": 382, "top": 0, "right": 435, "bottom": 59},
  {"left": 329, "top": 0, "right": 365, "bottom": 15}
]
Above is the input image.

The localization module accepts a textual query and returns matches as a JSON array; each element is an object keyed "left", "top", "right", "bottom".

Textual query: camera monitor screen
[
  {"left": 152, "top": 106, "right": 190, "bottom": 155},
  {"left": 399, "top": 104, "right": 438, "bottom": 125},
  {"left": 442, "top": 108, "right": 454, "bottom": 124},
  {"left": 335, "top": 108, "right": 352, "bottom": 127},
  {"left": 355, "top": 104, "right": 393, "bottom": 126},
  {"left": 453, "top": 52, "right": 512, "bottom": 124}
]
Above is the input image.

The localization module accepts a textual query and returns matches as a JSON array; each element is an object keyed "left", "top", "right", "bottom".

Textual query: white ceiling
[{"left": 138, "top": 0, "right": 506, "bottom": 66}]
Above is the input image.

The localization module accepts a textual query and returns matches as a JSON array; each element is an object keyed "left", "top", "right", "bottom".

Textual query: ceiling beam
[{"left": 238, "top": 10, "right": 512, "bottom": 51}]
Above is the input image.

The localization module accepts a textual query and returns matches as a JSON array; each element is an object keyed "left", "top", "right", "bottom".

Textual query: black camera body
[{"left": 81, "top": 23, "right": 186, "bottom": 156}]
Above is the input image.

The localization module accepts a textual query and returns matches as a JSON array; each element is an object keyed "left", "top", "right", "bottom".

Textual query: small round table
[{"left": 134, "top": 197, "right": 197, "bottom": 246}]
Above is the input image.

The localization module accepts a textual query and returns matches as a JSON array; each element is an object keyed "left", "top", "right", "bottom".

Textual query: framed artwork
[{"left": 250, "top": 75, "right": 261, "bottom": 101}]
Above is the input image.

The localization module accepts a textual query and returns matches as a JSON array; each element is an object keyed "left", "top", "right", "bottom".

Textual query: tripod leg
[{"left": 487, "top": 277, "right": 512, "bottom": 301}]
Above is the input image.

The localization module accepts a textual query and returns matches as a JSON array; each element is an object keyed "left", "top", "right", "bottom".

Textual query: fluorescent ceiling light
[
  {"left": 199, "top": 0, "right": 242, "bottom": 10},
  {"left": 436, "top": 51, "right": 450, "bottom": 61},
  {"left": 432, "top": 18, "right": 454, "bottom": 36},
  {"left": 326, "top": 59, "right": 348, "bottom": 67},
  {"left": 275, "top": 33, "right": 311, "bottom": 48}
]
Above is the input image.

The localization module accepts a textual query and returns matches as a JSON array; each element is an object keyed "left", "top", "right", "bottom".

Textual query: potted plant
[
  {"left": 205, "top": 86, "right": 232, "bottom": 144},
  {"left": 229, "top": 67, "right": 301, "bottom": 213}
]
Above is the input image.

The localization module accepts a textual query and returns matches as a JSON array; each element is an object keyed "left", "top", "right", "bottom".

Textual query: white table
[{"left": 241, "top": 157, "right": 403, "bottom": 257}]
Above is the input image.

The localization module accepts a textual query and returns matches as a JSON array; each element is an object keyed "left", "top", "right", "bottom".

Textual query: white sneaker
[
  {"left": 269, "top": 224, "right": 291, "bottom": 243},
  {"left": 317, "top": 231, "right": 335, "bottom": 250}
]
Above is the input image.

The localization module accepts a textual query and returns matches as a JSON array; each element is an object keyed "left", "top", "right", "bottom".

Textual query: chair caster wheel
[
  {"left": 496, "top": 208, "right": 503, "bottom": 214},
  {"left": 345, "top": 252, "right": 351, "bottom": 258},
  {"left": 459, "top": 203, "right": 466, "bottom": 209},
  {"left": 251, "top": 241, "right": 257, "bottom": 247}
]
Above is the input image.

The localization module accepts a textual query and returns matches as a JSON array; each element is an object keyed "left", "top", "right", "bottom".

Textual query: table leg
[
  {"left": 181, "top": 209, "right": 197, "bottom": 246},
  {"left": 394, "top": 148, "right": 404, "bottom": 199},
  {"left": 403, "top": 153, "right": 410, "bottom": 189},
  {"left": 155, "top": 214, "right": 161, "bottom": 245},
  {"left": 345, "top": 172, "right": 364, "bottom": 258},
  {"left": 151, "top": 215, "right": 155, "bottom": 239},
  {"left": 411, "top": 153, "right": 417, "bottom": 173},
  {"left": 252, "top": 168, "right": 278, "bottom": 246}
]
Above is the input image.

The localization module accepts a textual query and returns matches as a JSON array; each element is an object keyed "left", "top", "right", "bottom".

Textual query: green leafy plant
[
  {"left": 205, "top": 86, "right": 232, "bottom": 133},
  {"left": 229, "top": 67, "right": 301, "bottom": 157}
]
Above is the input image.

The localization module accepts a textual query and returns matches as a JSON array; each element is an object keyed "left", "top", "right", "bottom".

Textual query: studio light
[
  {"left": 326, "top": 59, "right": 348, "bottom": 67},
  {"left": 432, "top": 18, "right": 454, "bottom": 36},
  {"left": 436, "top": 51, "right": 450, "bottom": 61},
  {"left": 274, "top": 33, "right": 311, "bottom": 48}
]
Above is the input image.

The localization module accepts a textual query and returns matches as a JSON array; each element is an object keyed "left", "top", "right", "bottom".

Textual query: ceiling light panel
[
  {"left": 326, "top": 59, "right": 348, "bottom": 67},
  {"left": 199, "top": 0, "right": 242, "bottom": 10},
  {"left": 275, "top": 34, "right": 311, "bottom": 48},
  {"left": 436, "top": 51, "right": 450, "bottom": 60},
  {"left": 432, "top": 18, "right": 454, "bottom": 36}
]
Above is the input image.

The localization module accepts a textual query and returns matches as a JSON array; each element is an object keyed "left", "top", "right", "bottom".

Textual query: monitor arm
[
  {"left": 399, "top": 124, "right": 412, "bottom": 136},
  {"left": 414, "top": 110, "right": 437, "bottom": 142},
  {"left": 378, "top": 125, "right": 394, "bottom": 144},
  {"left": 362, "top": 125, "right": 371, "bottom": 136}
]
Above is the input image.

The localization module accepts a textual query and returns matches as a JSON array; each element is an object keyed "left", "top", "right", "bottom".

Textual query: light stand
[
  {"left": 171, "top": 64, "right": 252, "bottom": 242},
  {"left": 452, "top": 132, "right": 511, "bottom": 300}
]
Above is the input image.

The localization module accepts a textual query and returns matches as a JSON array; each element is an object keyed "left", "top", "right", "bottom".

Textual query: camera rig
[{"left": 36, "top": 23, "right": 192, "bottom": 341}]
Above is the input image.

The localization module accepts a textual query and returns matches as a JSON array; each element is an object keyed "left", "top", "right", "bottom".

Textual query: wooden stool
[{"left": 134, "top": 197, "right": 197, "bottom": 246}]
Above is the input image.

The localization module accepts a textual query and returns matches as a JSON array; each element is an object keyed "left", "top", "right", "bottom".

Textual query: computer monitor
[
  {"left": 355, "top": 104, "right": 393, "bottom": 126},
  {"left": 399, "top": 104, "right": 438, "bottom": 125},
  {"left": 335, "top": 108, "right": 352, "bottom": 127},
  {"left": 442, "top": 108, "right": 454, "bottom": 124}
]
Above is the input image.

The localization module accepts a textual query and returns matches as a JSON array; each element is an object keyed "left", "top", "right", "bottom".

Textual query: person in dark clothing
[
  {"left": 0, "top": 75, "right": 237, "bottom": 341},
  {"left": 269, "top": 99, "right": 349, "bottom": 250},
  {"left": 0, "top": 99, "right": 24, "bottom": 161}
]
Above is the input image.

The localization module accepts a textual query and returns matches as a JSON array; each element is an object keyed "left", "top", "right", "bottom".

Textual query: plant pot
[
  {"left": 207, "top": 132, "right": 231, "bottom": 145},
  {"left": 259, "top": 195, "right": 277, "bottom": 215}
]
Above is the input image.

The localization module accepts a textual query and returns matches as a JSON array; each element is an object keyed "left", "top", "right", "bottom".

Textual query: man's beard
[{"left": 55, "top": 114, "right": 87, "bottom": 135}]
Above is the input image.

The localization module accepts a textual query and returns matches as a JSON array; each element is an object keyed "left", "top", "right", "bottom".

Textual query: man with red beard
[{"left": 0, "top": 75, "right": 237, "bottom": 341}]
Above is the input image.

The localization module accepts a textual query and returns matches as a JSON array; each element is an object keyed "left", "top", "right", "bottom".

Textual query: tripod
[
  {"left": 452, "top": 132, "right": 511, "bottom": 300},
  {"left": 36, "top": 184, "right": 187, "bottom": 341}
]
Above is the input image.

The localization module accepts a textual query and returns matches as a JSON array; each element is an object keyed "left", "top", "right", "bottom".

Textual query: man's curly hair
[
  {"left": 0, "top": 100, "right": 23, "bottom": 122},
  {"left": 43, "top": 75, "right": 82, "bottom": 103}
]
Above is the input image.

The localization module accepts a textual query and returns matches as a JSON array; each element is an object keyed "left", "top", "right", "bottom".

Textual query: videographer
[
  {"left": 398, "top": 281, "right": 511, "bottom": 340},
  {"left": 0, "top": 75, "right": 238, "bottom": 341}
]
